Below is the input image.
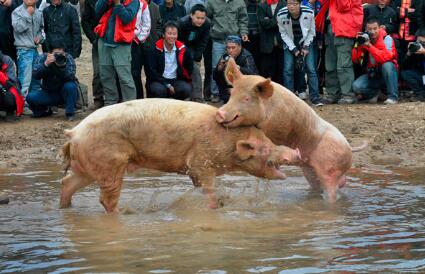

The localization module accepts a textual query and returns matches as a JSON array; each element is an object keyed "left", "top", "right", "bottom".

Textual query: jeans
[
  {"left": 283, "top": 45, "right": 321, "bottom": 103},
  {"left": 17, "top": 48, "right": 40, "bottom": 97},
  {"left": 352, "top": 62, "right": 399, "bottom": 100},
  {"left": 401, "top": 69, "right": 425, "bottom": 98},
  {"left": 26, "top": 81, "right": 78, "bottom": 117},
  {"left": 211, "top": 41, "right": 226, "bottom": 96}
]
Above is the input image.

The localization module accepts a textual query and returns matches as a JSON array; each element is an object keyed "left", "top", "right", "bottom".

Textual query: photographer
[
  {"left": 213, "top": 35, "right": 258, "bottom": 103},
  {"left": 400, "top": 30, "right": 425, "bottom": 101},
  {"left": 0, "top": 51, "right": 24, "bottom": 118},
  {"left": 26, "top": 39, "right": 78, "bottom": 120},
  {"left": 277, "top": 0, "right": 323, "bottom": 106},
  {"left": 352, "top": 17, "right": 399, "bottom": 104}
]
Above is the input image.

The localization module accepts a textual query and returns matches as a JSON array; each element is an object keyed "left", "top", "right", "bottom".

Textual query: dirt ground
[{"left": 1, "top": 38, "right": 424, "bottom": 170}]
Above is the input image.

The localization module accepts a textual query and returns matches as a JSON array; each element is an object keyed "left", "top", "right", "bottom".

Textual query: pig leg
[
  {"left": 98, "top": 164, "right": 127, "bottom": 213},
  {"left": 189, "top": 174, "right": 202, "bottom": 187},
  {"left": 301, "top": 165, "right": 322, "bottom": 192},
  {"left": 60, "top": 172, "right": 93, "bottom": 208},
  {"left": 189, "top": 171, "right": 218, "bottom": 209}
]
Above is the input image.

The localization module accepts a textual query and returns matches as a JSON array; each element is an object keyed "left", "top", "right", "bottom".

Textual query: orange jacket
[{"left": 329, "top": 0, "right": 363, "bottom": 38}]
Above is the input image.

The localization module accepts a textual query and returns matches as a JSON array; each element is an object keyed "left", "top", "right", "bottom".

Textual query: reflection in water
[{"left": 0, "top": 163, "right": 425, "bottom": 273}]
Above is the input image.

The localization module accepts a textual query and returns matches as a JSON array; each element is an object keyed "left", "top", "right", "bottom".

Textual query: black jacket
[
  {"left": 213, "top": 48, "right": 258, "bottom": 101},
  {"left": 43, "top": 2, "right": 82, "bottom": 58},
  {"left": 0, "top": 0, "right": 21, "bottom": 60},
  {"left": 32, "top": 53, "right": 77, "bottom": 91},
  {"left": 178, "top": 15, "right": 210, "bottom": 62},
  {"left": 363, "top": 5, "right": 398, "bottom": 34},
  {"left": 146, "top": 39, "right": 194, "bottom": 85},
  {"left": 159, "top": 3, "right": 186, "bottom": 23},
  {"left": 391, "top": 0, "right": 422, "bottom": 37},
  {"left": 402, "top": 51, "right": 425, "bottom": 72},
  {"left": 144, "top": 2, "right": 162, "bottom": 50},
  {"left": 257, "top": 0, "right": 286, "bottom": 54},
  {"left": 81, "top": 0, "right": 99, "bottom": 44}
]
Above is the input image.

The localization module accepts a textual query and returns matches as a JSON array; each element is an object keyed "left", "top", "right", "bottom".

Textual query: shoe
[
  {"left": 22, "top": 106, "right": 33, "bottom": 116},
  {"left": 90, "top": 100, "right": 104, "bottom": 110},
  {"left": 66, "top": 114, "right": 76, "bottom": 121},
  {"left": 367, "top": 95, "right": 379, "bottom": 104},
  {"left": 298, "top": 92, "right": 307, "bottom": 100},
  {"left": 210, "top": 95, "right": 221, "bottom": 103},
  {"left": 192, "top": 97, "right": 204, "bottom": 103},
  {"left": 384, "top": 98, "right": 398, "bottom": 105},
  {"left": 312, "top": 99, "right": 324, "bottom": 107},
  {"left": 338, "top": 97, "right": 356, "bottom": 104},
  {"left": 323, "top": 97, "right": 338, "bottom": 104}
]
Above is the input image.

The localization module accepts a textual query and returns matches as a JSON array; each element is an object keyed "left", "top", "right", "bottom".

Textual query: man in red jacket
[
  {"left": 322, "top": 0, "right": 363, "bottom": 104},
  {"left": 352, "top": 17, "right": 399, "bottom": 104},
  {"left": 0, "top": 51, "right": 24, "bottom": 120}
]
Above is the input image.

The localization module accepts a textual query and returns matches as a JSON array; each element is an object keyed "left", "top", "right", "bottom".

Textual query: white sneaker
[
  {"left": 384, "top": 98, "right": 398, "bottom": 105},
  {"left": 298, "top": 92, "right": 307, "bottom": 100}
]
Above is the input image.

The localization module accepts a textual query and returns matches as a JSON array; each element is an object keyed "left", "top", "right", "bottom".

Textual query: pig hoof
[
  {"left": 0, "top": 196, "right": 10, "bottom": 205},
  {"left": 208, "top": 201, "right": 218, "bottom": 209}
]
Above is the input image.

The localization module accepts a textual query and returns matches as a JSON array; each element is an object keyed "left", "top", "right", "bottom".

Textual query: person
[
  {"left": 12, "top": 0, "right": 44, "bottom": 98},
  {"left": 81, "top": 0, "right": 105, "bottom": 109},
  {"left": 0, "top": 51, "right": 24, "bottom": 119},
  {"left": 26, "top": 39, "right": 78, "bottom": 120},
  {"left": 206, "top": 0, "right": 249, "bottom": 102},
  {"left": 184, "top": 0, "right": 205, "bottom": 14},
  {"left": 390, "top": 0, "right": 422, "bottom": 66},
  {"left": 257, "top": 0, "right": 286, "bottom": 85},
  {"left": 363, "top": 0, "right": 398, "bottom": 34},
  {"left": 244, "top": 0, "right": 261, "bottom": 71},
  {"left": 352, "top": 17, "right": 399, "bottom": 104},
  {"left": 130, "top": 0, "right": 151, "bottom": 100},
  {"left": 146, "top": 21, "right": 193, "bottom": 99},
  {"left": 178, "top": 4, "right": 210, "bottom": 102},
  {"left": 277, "top": 0, "right": 323, "bottom": 106},
  {"left": 213, "top": 35, "right": 258, "bottom": 103},
  {"left": 159, "top": 0, "right": 185, "bottom": 22},
  {"left": 95, "top": 0, "right": 140, "bottom": 106},
  {"left": 0, "top": 0, "right": 21, "bottom": 61},
  {"left": 43, "top": 0, "right": 81, "bottom": 59},
  {"left": 320, "top": 0, "right": 363, "bottom": 104},
  {"left": 400, "top": 30, "right": 425, "bottom": 101}
]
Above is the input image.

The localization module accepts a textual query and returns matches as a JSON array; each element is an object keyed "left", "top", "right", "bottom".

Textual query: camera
[
  {"left": 356, "top": 32, "right": 370, "bottom": 45},
  {"left": 295, "top": 54, "right": 305, "bottom": 71},
  {"left": 408, "top": 41, "right": 422, "bottom": 53},
  {"left": 367, "top": 67, "right": 377, "bottom": 78},
  {"left": 222, "top": 54, "right": 230, "bottom": 62},
  {"left": 54, "top": 52, "right": 67, "bottom": 67}
]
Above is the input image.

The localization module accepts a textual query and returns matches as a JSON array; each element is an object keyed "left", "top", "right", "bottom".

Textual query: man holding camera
[
  {"left": 277, "top": 0, "right": 323, "bottom": 106},
  {"left": 26, "top": 40, "right": 78, "bottom": 120},
  {"left": 213, "top": 35, "right": 258, "bottom": 103},
  {"left": 352, "top": 17, "right": 399, "bottom": 104},
  {"left": 400, "top": 29, "right": 425, "bottom": 101}
]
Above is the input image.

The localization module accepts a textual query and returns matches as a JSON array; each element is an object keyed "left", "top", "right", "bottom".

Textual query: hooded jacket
[{"left": 12, "top": 4, "right": 45, "bottom": 49}]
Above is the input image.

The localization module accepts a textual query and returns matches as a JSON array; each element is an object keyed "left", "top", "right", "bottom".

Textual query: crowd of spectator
[{"left": 0, "top": 0, "right": 425, "bottom": 122}]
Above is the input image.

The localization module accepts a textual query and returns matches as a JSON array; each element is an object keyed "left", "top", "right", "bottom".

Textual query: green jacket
[{"left": 206, "top": 0, "right": 248, "bottom": 42}]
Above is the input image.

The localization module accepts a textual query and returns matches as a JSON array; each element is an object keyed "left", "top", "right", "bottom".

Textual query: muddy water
[{"left": 0, "top": 163, "right": 425, "bottom": 273}]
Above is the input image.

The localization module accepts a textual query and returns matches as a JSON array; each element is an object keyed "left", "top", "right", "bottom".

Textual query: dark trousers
[
  {"left": 131, "top": 42, "right": 145, "bottom": 99},
  {"left": 0, "top": 91, "right": 16, "bottom": 113},
  {"left": 243, "top": 33, "right": 261, "bottom": 72},
  {"left": 92, "top": 40, "right": 104, "bottom": 103},
  {"left": 401, "top": 69, "right": 425, "bottom": 99},
  {"left": 203, "top": 38, "right": 212, "bottom": 99},
  {"left": 260, "top": 47, "right": 283, "bottom": 85},
  {"left": 148, "top": 79, "right": 192, "bottom": 100}
]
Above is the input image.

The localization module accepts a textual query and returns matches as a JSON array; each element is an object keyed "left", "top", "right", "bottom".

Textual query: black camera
[
  {"left": 222, "top": 54, "right": 230, "bottom": 62},
  {"left": 295, "top": 54, "right": 305, "bottom": 71},
  {"left": 54, "top": 52, "right": 67, "bottom": 67},
  {"left": 367, "top": 67, "right": 377, "bottom": 78},
  {"left": 408, "top": 41, "right": 422, "bottom": 53},
  {"left": 356, "top": 32, "right": 370, "bottom": 45}
]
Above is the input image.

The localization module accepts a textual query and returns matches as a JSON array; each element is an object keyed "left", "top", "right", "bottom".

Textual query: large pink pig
[
  {"left": 60, "top": 99, "right": 302, "bottom": 212},
  {"left": 216, "top": 59, "right": 367, "bottom": 202}
]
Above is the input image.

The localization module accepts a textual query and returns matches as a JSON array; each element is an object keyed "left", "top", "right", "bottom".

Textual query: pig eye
[{"left": 244, "top": 96, "right": 250, "bottom": 102}]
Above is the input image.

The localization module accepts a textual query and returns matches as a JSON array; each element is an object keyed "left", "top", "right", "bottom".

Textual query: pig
[
  {"left": 60, "top": 98, "right": 302, "bottom": 212},
  {"left": 216, "top": 59, "right": 368, "bottom": 202}
]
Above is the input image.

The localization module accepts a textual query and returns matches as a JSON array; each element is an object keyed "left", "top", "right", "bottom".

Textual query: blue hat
[{"left": 226, "top": 35, "right": 242, "bottom": 45}]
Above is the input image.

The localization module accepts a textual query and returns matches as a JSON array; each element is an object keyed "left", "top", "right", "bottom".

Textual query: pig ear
[
  {"left": 256, "top": 78, "right": 274, "bottom": 98},
  {"left": 236, "top": 140, "right": 257, "bottom": 161},
  {"left": 225, "top": 57, "right": 242, "bottom": 84}
]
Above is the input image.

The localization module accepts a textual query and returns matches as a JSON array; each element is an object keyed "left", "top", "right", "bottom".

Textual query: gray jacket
[
  {"left": 12, "top": 4, "right": 44, "bottom": 49},
  {"left": 206, "top": 0, "right": 248, "bottom": 42},
  {"left": 277, "top": 5, "right": 315, "bottom": 51}
]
